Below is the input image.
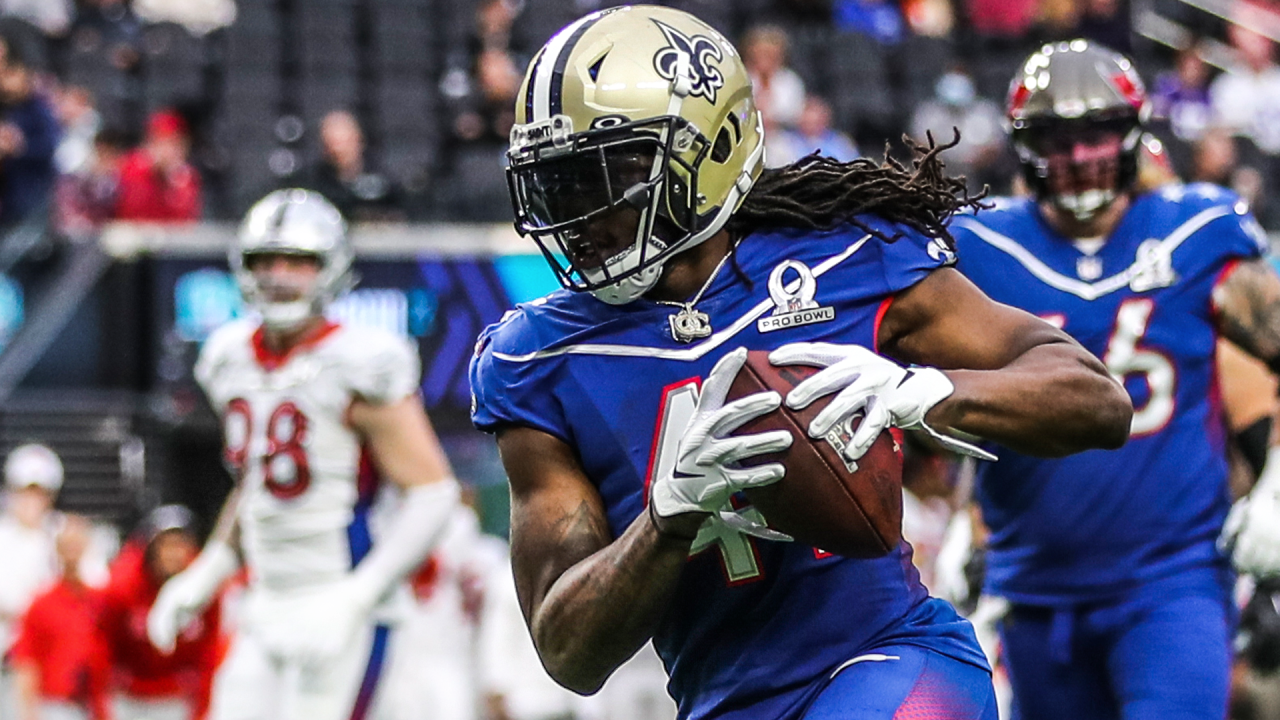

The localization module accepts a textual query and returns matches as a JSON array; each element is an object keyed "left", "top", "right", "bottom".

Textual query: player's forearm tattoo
[
  {"left": 1215, "top": 260, "right": 1280, "bottom": 371},
  {"left": 553, "top": 500, "right": 611, "bottom": 555}
]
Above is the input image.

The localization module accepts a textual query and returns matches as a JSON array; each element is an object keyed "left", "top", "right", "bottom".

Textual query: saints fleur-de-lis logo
[{"left": 652, "top": 20, "right": 724, "bottom": 104}]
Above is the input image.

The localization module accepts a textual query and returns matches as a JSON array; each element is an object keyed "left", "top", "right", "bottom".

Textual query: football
[{"left": 728, "top": 350, "right": 904, "bottom": 558}]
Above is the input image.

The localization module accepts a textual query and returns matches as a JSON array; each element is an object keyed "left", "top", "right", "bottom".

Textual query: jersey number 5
[
  {"left": 223, "top": 399, "right": 313, "bottom": 499},
  {"left": 1103, "top": 299, "right": 1175, "bottom": 436}
]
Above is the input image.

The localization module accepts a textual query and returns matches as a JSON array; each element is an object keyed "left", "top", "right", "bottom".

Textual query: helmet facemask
[
  {"left": 508, "top": 114, "right": 713, "bottom": 304},
  {"left": 238, "top": 250, "right": 347, "bottom": 332},
  {"left": 1015, "top": 115, "right": 1141, "bottom": 222}
]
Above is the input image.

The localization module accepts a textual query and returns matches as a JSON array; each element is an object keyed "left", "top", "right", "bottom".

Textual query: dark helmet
[{"left": 1007, "top": 40, "right": 1150, "bottom": 221}]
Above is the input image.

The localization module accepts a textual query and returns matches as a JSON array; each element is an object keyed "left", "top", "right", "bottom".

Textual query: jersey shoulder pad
[
  {"left": 951, "top": 196, "right": 1036, "bottom": 235},
  {"left": 469, "top": 293, "right": 576, "bottom": 439},
  {"left": 194, "top": 319, "right": 257, "bottom": 395},
  {"left": 476, "top": 288, "right": 587, "bottom": 358},
  {"left": 332, "top": 324, "right": 421, "bottom": 405},
  {"left": 1150, "top": 183, "right": 1269, "bottom": 258}
]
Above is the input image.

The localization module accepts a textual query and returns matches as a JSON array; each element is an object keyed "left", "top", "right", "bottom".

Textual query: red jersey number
[{"left": 223, "top": 399, "right": 313, "bottom": 500}]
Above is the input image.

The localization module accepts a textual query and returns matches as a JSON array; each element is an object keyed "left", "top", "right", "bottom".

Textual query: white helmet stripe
[{"left": 531, "top": 10, "right": 607, "bottom": 121}]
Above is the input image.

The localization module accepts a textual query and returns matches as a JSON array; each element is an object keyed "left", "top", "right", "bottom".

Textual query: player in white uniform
[{"left": 145, "top": 189, "right": 460, "bottom": 720}]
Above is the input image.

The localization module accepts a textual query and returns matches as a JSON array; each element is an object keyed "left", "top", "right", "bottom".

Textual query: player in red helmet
[{"left": 950, "top": 39, "right": 1280, "bottom": 720}]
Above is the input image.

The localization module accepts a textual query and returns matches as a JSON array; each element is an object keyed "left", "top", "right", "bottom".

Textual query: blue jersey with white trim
[
  {"left": 471, "top": 221, "right": 988, "bottom": 720},
  {"left": 951, "top": 184, "right": 1268, "bottom": 605}
]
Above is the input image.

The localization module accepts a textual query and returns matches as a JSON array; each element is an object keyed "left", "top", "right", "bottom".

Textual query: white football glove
[
  {"left": 286, "top": 578, "right": 379, "bottom": 667},
  {"left": 1222, "top": 446, "right": 1280, "bottom": 578},
  {"left": 649, "top": 347, "right": 794, "bottom": 520},
  {"left": 147, "top": 540, "right": 238, "bottom": 653},
  {"left": 769, "top": 342, "right": 996, "bottom": 466}
]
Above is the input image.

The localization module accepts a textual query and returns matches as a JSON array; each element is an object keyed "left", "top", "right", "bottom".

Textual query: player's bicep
[
  {"left": 879, "top": 267, "right": 1085, "bottom": 370},
  {"left": 1213, "top": 258, "right": 1280, "bottom": 370},
  {"left": 351, "top": 394, "right": 455, "bottom": 489},
  {"left": 496, "top": 425, "right": 611, "bottom": 627}
]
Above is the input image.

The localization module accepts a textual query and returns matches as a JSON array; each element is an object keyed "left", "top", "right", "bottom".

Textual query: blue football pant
[
  {"left": 802, "top": 645, "right": 998, "bottom": 719},
  {"left": 999, "top": 591, "right": 1232, "bottom": 720}
]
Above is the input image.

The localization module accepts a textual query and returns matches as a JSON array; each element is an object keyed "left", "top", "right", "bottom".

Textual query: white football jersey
[{"left": 195, "top": 319, "right": 420, "bottom": 590}]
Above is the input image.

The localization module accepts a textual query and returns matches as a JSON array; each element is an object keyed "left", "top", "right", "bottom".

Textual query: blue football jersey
[
  {"left": 951, "top": 184, "right": 1269, "bottom": 605},
  {"left": 471, "top": 221, "right": 989, "bottom": 720}
]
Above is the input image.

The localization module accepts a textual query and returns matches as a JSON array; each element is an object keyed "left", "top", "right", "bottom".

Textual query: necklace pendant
[{"left": 669, "top": 307, "right": 712, "bottom": 343}]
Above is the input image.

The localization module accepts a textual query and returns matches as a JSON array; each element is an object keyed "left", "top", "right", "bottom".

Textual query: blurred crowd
[
  {"left": 0, "top": 442, "right": 678, "bottom": 720},
  {"left": 0, "top": 0, "right": 1263, "bottom": 235}
]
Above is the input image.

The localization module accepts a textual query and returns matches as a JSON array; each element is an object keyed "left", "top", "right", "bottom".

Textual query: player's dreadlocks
[{"left": 727, "top": 131, "right": 988, "bottom": 250}]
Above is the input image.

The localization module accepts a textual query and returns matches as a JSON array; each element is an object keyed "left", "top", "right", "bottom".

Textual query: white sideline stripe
[
  {"left": 952, "top": 205, "right": 1231, "bottom": 301},
  {"left": 829, "top": 653, "right": 901, "bottom": 679},
  {"left": 492, "top": 235, "right": 873, "bottom": 363}
]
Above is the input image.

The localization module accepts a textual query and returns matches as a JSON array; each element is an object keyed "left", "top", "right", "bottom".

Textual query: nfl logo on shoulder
[{"left": 757, "top": 260, "right": 836, "bottom": 333}]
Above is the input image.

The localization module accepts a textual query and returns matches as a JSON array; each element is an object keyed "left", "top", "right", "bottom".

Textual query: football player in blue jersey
[
  {"left": 469, "top": 8, "right": 1132, "bottom": 720},
  {"left": 948, "top": 39, "right": 1280, "bottom": 720}
]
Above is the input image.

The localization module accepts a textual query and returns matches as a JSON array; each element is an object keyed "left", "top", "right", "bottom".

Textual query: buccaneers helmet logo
[{"left": 652, "top": 20, "right": 724, "bottom": 105}]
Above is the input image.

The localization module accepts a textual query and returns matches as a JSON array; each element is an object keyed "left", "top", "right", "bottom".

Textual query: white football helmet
[{"left": 232, "top": 189, "right": 354, "bottom": 330}]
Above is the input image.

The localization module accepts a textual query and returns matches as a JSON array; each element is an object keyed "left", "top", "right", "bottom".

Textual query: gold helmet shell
[{"left": 506, "top": 5, "right": 764, "bottom": 304}]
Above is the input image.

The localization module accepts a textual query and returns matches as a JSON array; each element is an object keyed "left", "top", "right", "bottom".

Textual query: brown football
[{"left": 728, "top": 350, "right": 903, "bottom": 558}]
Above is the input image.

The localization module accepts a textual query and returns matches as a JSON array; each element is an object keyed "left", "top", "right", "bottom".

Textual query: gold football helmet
[{"left": 506, "top": 5, "right": 764, "bottom": 304}]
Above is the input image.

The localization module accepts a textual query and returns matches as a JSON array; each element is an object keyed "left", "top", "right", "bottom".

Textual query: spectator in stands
[
  {"left": 0, "top": 35, "right": 60, "bottom": 228},
  {"left": 55, "top": 127, "right": 125, "bottom": 237},
  {"left": 0, "top": 0, "right": 72, "bottom": 40},
  {"left": 101, "top": 505, "right": 220, "bottom": 720},
  {"left": 742, "top": 25, "right": 805, "bottom": 132},
  {"left": 70, "top": 0, "right": 141, "bottom": 73},
  {"left": 10, "top": 514, "right": 111, "bottom": 720},
  {"left": 908, "top": 64, "right": 1006, "bottom": 192},
  {"left": 833, "top": 0, "right": 904, "bottom": 45},
  {"left": 54, "top": 85, "right": 101, "bottom": 176},
  {"left": 1209, "top": 4, "right": 1280, "bottom": 155},
  {"left": 0, "top": 444, "right": 64, "bottom": 665},
  {"left": 131, "top": 0, "right": 235, "bottom": 36},
  {"left": 304, "top": 110, "right": 404, "bottom": 222},
  {"left": 114, "top": 109, "right": 202, "bottom": 222},
  {"left": 449, "top": 48, "right": 520, "bottom": 149},
  {"left": 902, "top": 0, "right": 954, "bottom": 37},
  {"left": 964, "top": 0, "right": 1036, "bottom": 39},
  {"left": 1152, "top": 41, "right": 1215, "bottom": 143},
  {"left": 1192, "top": 126, "right": 1240, "bottom": 186},
  {"left": 1075, "top": 0, "right": 1133, "bottom": 56},
  {"left": 440, "top": 0, "right": 524, "bottom": 222},
  {"left": 766, "top": 95, "right": 858, "bottom": 168}
]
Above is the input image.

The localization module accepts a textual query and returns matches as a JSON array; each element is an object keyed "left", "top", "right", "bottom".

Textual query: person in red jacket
[
  {"left": 10, "top": 514, "right": 112, "bottom": 720},
  {"left": 113, "top": 110, "right": 201, "bottom": 222},
  {"left": 100, "top": 506, "right": 220, "bottom": 720}
]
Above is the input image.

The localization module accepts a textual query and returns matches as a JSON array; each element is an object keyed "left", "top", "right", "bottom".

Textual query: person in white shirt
[
  {"left": 0, "top": 445, "right": 114, "bottom": 719},
  {"left": 1209, "top": 14, "right": 1280, "bottom": 155},
  {"left": 146, "top": 189, "right": 460, "bottom": 720},
  {"left": 742, "top": 25, "right": 806, "bottom": 132}
]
